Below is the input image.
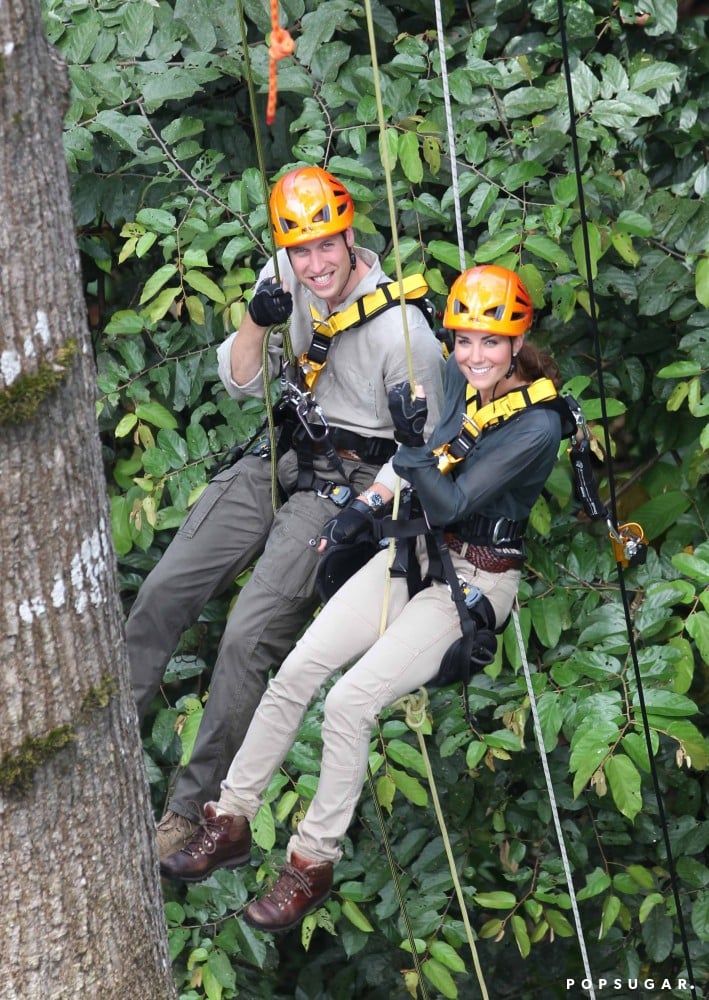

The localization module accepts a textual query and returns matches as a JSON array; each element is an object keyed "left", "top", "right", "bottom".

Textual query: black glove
[
  {"left": 387, "top": 381, "right": 428, "bottom": 447},
  {"left": 248, "top": 279, "right": 293, "bottom": 327},
  {"left": 320, "top": 500, "right": 374, "bottom": 547}
]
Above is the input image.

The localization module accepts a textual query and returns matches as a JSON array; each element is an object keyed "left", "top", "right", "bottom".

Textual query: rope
[
  {"left": 266, "top": 0, "right": 295, "bottom": 126},
  {"left": 236, "top": 0, "right": 296, "bottom": 512},
  {"left": 396, "top": 690, "right": 491, "bottom": 1000},
  {"left": 555, "top": 2, "right": 698, "bottom": 994},
  {"left": 513, "top": 606, "right": 596, "bottom": 998},
  {"left": 432, "top": 2, "right": 466, "bottom": 274},
  {"left": 362, "top": 0, "right": 415, "bottom": 392}
]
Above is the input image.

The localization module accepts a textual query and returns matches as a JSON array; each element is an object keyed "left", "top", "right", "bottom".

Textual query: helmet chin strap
[
  {"left": 505, "top": 344, "right": 518, "bottom": 379},
  {"left": 343, "top": 232, "right": 357, "bottom": 270}
]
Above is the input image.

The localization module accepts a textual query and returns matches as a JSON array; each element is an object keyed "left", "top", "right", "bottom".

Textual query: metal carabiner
[{"left": 608, "top": 519, "right": 648, "bottom": 568}]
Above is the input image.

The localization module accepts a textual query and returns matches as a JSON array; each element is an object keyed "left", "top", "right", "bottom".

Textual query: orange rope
[{"left": 267, "top": 0, "right": 295, "bottom": 125}]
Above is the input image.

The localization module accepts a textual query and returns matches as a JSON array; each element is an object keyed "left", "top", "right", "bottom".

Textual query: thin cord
[
  {"left": 514, "top": 606, "right": 596, "bottom": 999},
  {"left": 556, "top": 3, "right": 698, "bottom": 994},
  {"left": 432, "top": 0, "right": 466, "bottom": 274}
]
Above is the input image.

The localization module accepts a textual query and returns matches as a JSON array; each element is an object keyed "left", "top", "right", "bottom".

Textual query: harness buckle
[
  {"left": 316, "top": 482, "right": 352, "bottom": 507},
  {"left": 491, "top": 518, "right": 517, "bottom": 545}
]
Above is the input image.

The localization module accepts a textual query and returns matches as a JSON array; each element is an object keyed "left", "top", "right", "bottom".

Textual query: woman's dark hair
[{"left": 515, "top": 341, "right": 561, "bottom": 388}]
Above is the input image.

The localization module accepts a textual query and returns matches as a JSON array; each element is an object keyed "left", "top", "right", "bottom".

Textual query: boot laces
[
  {"left": 270, "top": 863, "right": 314, "bottom": 902},
  {"left": 183, "top": 810, "right": 224, "bottom": 858}
]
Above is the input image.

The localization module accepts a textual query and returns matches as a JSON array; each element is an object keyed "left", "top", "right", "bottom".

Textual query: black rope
[{"left": 556, "top": 3, "right": 698, "bottom": 995}]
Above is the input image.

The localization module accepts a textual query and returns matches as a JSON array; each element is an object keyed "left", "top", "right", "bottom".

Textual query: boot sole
[
  {"left": 160, "top": 851, "right": 251, "bottom": 884},
  {"left": 242, "top": 889, "right": 332, "bottom": 933}
]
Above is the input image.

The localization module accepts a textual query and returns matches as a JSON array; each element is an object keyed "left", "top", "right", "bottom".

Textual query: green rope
[
  {"left": 394, "top": 690, "right": 491, "bottom": 1000},
  {"left": 236, "top": 0, "right": 296, "bottom": 511},
  {"left": 235, "top": 0, "right": 279, "bottom": 283}
]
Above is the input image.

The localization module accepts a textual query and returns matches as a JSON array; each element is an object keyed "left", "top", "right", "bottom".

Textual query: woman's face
[{"left": 453, "top": 329, "right": 525, "bottom": 402}]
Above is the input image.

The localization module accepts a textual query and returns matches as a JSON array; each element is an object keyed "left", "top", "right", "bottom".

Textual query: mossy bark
[{"left": 0, "top": 4, "right": 176, "bottom": 998}]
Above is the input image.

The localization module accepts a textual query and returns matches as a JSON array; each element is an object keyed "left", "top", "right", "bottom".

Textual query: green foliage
[{"left": 42, "top": 0, "right": 709, "bottom": 995}]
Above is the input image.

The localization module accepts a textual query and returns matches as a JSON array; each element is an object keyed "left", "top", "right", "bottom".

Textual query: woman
[{"left": 160, "top": 265, "right": 568, "bottom": 933}]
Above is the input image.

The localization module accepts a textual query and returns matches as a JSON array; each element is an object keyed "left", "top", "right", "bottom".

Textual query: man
[{"left": 126, "top": 165, "right": 445, "bottom": 859}]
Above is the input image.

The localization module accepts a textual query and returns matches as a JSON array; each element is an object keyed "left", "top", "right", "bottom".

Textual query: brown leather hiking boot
[
  {"left": 159, "top": 803, "right": 252, "bottom": 882},
  {"left": 156, "top": 810, "right": 198, "bottom": 862},
  {"left": 244, "top": 850, "right": 333, "bottom": 932}
]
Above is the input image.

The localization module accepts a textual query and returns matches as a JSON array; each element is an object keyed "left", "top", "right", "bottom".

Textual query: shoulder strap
[
  {"left": 434, "top": 378, "right": 560, "bottom": 475},
  {"left": 299, "top": 274, "right": 430, "bottom": 390}
]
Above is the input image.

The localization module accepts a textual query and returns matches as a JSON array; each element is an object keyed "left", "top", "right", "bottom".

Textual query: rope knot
[{"left": 392, "top": 687, "right": 430, "bottom": 731}]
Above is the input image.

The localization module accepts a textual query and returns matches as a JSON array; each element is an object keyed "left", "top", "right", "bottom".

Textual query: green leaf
[
  {"left": 386, "top": 739, "right": 428, "bottom": 777},
  {"left": 135, "top": 401, "right": 178, "bottom": 430},
  {"left": 510, "top": 914, "right": 531, "bottom": 958},
  {"left": 473, "top": 891, "right": 517, "bottom": 910},
  {"left": 422, "top": 958, "right": 458, "bottom": 999},
  {"left": 91, "top": 109, "right": 147, "bottom": 153},
  {"left": 389, "top": 766, "right": 428, "bottom": 807},
  {"left": 485, "top": 729, "right": 523, "bottom": 752},
  {"left": 605, "top": 754, "right": 643, "bottom": 821},
  {"left": 629, "top": 490, "right": 692, "bottom": 541},
  {"left": 251, "top": 804, "right": 275, "bottom": 851},
  {"left": 544, "top": 908, "right": 575, "bottom": 937},
  {"left": 157, "top": 428, "right": 189, "bottom": 469},
  {"left": 135, "top": 208, "right": 176, "bottom": 234},
  {"left": 429, "top": 941, "right": 466, "bottom": 973},
  {"left": 639, "top": 689, "right": 698, "bottom": 719},
  {"left": 685, "top": 611, "right": 709, "bottom": 665},
  {"left": 179, "top": 705, "right": 202, "bottom": 766},
  {"left": 376, "top": 773, "right": 396, "bottom": 813},
  {"left": 104, "top": 310, "right": 145, "bottom": 335},
  {"left": 184, "top": 269, "right": 226, "bottom": 304},
  {"left": 577, "top": 868, "right": 612, "bottom": 902},
  {"left": 569, "top": 719, "right": 619, "bottom": 798},
  {"left": 599, "top": 894, "right": 621, "bottom": 939},
  {"left": 523, "top": 234, "right": 572, "bottom": 272},
  {"left": 139, "top": 264, "right": 178, "bottom": 305},
  {"left": 114, "top": 412, "right": 138, "bottom": 438},
  {"left": 398, "top": 131, "right": 423, "bottom": 184},
  {"left": 696, "top": 256, "right": 709, "bottom": 308},
  {"left": 465, "top": 740, "right": 487, "bottom": 769},
  {"left": 428, "top": 240, "right": 468, "bottom": 269},
  {"left": 691, "top": 890, "right": 709, "bottom": 941},
  {"left": 110, "top": 495, "right": 132, "bottom": 556},
  {"left": 341, "top": 899, "right": 374, "bottom": 933},
  {"left": 656, "top": 360, "right": 703, "bottom": 378}
]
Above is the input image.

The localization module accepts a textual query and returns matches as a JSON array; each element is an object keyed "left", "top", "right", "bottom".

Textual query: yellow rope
[{"left": 394, "top": 690, "right": 491, "bottom": 1000}]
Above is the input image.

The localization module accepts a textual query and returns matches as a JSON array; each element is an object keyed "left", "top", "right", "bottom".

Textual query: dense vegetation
[{"left": 41, "top": 0, "right": 708, "bottom": 996}]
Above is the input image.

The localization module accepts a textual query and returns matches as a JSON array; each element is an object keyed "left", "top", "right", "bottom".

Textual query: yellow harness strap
[
  {"left": 434, "top": 377, "right": 559, "bottom": 474},
  {"left": 299, "top": 274, "right": 429, "bottom": 390}
]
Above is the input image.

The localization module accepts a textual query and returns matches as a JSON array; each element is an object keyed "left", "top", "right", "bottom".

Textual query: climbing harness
[
  {"left": 300, "top": 274, "right": 430, "bottom": 391},
  {"left": 434, "top": 377, "right": 562, "bottom": 474}
]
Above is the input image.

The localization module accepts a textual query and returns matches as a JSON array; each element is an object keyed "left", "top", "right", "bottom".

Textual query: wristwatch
[{"left": 359, "top": 489, "right": 385, "bottom": 510}]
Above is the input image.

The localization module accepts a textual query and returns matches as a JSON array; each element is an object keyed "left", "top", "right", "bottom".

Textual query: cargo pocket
[{"left": 177, "top": 463, "right": 242, "bottom": 539}]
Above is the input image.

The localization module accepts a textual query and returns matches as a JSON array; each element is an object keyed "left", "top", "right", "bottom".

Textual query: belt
[
  {"left": 444, "top": 533, "right": 525, "bottom": 573},
  {"left": 336, "top": 448, "right": 362, "bottom": 462}
]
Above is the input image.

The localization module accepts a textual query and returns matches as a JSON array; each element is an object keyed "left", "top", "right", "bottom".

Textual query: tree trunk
[{"left": 0, "top": 4, "right": 177, "bottom": 998}]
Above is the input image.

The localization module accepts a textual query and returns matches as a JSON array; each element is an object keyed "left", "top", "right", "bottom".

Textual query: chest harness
[{"left": 281, "top": 274, "right": 434, "bottom": 503}]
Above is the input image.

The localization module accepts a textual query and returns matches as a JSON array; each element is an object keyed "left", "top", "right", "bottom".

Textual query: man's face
[{"left": 287, "top": 229, "right": 354, "bottom": 309}]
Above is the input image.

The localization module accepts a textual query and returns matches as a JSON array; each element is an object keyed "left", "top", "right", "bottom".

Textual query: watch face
[{"left": 367, "top": 491, "right": 384, "bottom": 509}]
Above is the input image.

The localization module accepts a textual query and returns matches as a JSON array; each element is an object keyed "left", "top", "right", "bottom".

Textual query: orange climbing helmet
[
  {"left": 443, "top": 265, "right": 533, "bottom": 337},
  {"left": 269, "top": 166, "right": 355, "bottom": 248}
]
